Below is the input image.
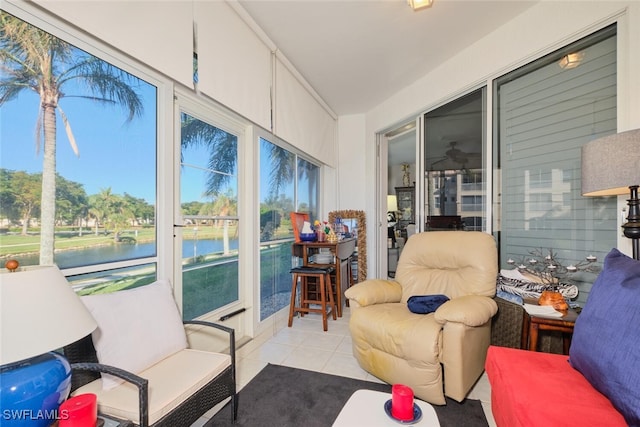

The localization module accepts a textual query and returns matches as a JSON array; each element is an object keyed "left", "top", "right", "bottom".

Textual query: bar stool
[{"left": 288, "top": 265, "right": 336, "bottom": 331}]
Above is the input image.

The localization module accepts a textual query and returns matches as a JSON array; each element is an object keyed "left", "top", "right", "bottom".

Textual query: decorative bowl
[{"left": 299, "top": 233, "right": 317, "bottom": 242}]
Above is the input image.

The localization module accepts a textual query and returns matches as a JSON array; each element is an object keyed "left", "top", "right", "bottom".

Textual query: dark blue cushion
[
  {"left": 569, "top": 248, "right": 640, "bottom": 425},
  {"left": 407, "top": 294, "right": 449, "bottom": 314}
]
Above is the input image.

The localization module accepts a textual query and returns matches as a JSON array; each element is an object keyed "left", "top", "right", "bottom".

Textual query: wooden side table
[
  {"left": 292, "top": 238, "right": 356, "bottom": 317},
  {"left": 522, "top": 308, "right": 578, "bottom": 355}
]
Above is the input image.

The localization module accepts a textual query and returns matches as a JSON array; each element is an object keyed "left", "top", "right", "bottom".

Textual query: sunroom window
[
  {"left": 0, "top": 11, "right": 158, "bottom": 291},
  {"left": 259, "top": 137, "right": 320, "bottom": 321}
]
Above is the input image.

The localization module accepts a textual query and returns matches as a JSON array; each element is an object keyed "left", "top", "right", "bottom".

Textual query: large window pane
[
  {"left": 297, "top": 157, "right": 319, "bottom": 219},
  {"left": 259, "top": 138, "right": 295, "bottom": 321},
  {"left": 1, "top": 12, "right": 157, "bottom": 277},
  {"left": 180, "top": 113, "right": 239, "bottom": 319},
  {"left": 259, "top": 137, "right": 319, "bottom": 321},
  {"left": 494, "top": 25, "right": 617, "bottom": 304}
]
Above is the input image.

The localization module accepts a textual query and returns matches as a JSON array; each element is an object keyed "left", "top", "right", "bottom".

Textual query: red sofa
[{"left": 485, "top": 345, "right": 626, "bottom": 427}]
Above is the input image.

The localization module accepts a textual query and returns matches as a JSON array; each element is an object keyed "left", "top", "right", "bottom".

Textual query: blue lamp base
[{"left": 0, "top": 352, "right": 72, "bottom": 426}]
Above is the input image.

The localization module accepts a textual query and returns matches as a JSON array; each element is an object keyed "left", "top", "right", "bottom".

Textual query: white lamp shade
[
  {"left": 581, "top": 128, "right": 640, "bottom": 196},
  {"left": 1, "top": 265, "right": 97, "bottom": 365},
  {"left": 387, "top": 195, "right": 398, "bottom": 212}
]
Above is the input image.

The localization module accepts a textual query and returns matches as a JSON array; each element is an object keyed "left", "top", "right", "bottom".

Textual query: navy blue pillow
[
  {"left": 407, "top": 294, "right": 449, "bottom": 314},
  {"left": 569, "top": 248, "right": 640, "bottom": 425}
]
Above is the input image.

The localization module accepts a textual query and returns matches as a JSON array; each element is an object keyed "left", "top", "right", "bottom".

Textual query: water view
[{"left": 7, "top": 238, "right": 239, "bottom": 269}]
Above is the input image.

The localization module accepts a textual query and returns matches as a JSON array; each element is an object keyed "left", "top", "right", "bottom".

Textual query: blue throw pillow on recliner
[
  {"left": 407, "top": 294, "right": 449, "bottom": 314},
  {"left": 569, "top": 248, "right": 640, "bottom": 426}
]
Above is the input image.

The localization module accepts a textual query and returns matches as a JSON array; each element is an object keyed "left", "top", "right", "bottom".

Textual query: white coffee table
[{"left": 332, "top": 389, "right": 441, "bottom": 426}]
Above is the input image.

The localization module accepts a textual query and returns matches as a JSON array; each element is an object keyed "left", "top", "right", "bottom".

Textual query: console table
[{"left": 292, "top": 238, "right": 356, "bottom": 317}]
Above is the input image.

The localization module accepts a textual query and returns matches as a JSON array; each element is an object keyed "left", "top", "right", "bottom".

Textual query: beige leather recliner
[{"left": 344, "top": 231, "right": 498, "bottom": 405}]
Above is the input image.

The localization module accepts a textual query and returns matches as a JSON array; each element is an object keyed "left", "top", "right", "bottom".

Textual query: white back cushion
[{"left": 81, "top": 279, "right": 188, "bottom": 390}]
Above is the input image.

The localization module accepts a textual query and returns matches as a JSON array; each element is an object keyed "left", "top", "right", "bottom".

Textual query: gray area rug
[{"left": 206, "top": 363, "right": 488, "bottom": 427}]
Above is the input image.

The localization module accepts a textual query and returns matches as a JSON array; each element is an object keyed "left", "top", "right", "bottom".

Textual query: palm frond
[
  {"left": 57, "top": 105, "right": 79, "bottom": 157},
  {"left": 60, "top": 58, "right": 144, "bottom": 121},
  {"left": 268, "top": 145, "right": 295, "bottom": 196}
]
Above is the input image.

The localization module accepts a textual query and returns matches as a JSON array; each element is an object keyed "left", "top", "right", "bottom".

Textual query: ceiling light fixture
[
  {"left": 558, "top": 51, "right": 585, "bottom": 69},
  {"left": 408, "top": 0, "right": 433, "bottom": 11}
]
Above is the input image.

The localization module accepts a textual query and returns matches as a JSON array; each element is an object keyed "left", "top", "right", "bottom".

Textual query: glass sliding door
[
  {"left": 423, "top": 88, "right": 487, "bottom": 232},
  {"left": 494, "top": 25, "right": 617, "bottom": 304}
]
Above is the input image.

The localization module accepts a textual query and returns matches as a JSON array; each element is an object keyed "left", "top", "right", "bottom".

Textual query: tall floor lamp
[{"left": 582, "top": 128, "right": 640, "bottom": 260}]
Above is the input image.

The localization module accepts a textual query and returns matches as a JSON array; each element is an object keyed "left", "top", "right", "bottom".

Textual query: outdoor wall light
[
  {"left": 558, "top": 51, "right": 585, "bottom": 69},
  {"left": 408, "top": 0, "right": 433, "bottom": 11}
]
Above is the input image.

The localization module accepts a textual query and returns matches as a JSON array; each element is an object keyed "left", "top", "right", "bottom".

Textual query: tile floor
[{"left": 193, "top": 307, "right": 496, "bottom": 426}]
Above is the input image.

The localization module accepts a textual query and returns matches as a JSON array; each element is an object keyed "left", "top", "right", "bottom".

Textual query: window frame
[{"left": 2, "top": 1, "right": 175, "bottom": 285}]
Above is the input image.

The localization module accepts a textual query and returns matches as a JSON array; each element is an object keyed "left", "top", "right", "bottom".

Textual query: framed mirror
[{"left": 328, "top": 210, "right": 367, "bottom": 283}]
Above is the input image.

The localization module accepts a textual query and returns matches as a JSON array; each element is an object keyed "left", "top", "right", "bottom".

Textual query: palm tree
[
  {"left": 181, "top": 113, "right": 305, "bottom": 199},
  {"left": 180, "top": 113, "right": 238, "bottom": 196},
  {"left": 90, "top": 188, "right": 114, "bottom": 238},
  {"left": 0, "top": 12, "right": 143, "bottom": 264},
  {"left": 210, "top": 190, "right": 238, "bottom": 255}
]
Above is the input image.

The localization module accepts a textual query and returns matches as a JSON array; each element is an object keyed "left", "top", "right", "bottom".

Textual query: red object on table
[
  {"left": 59, "top": 393, "right": 97, "bottom": 426},
  {"left": 391, "top": 384, "right": 414, "bottom": 421}
]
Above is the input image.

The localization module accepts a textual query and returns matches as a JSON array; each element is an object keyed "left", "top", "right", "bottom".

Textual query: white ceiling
[{"left": 237, "top": 0, "right": 538, "bottom": 116}]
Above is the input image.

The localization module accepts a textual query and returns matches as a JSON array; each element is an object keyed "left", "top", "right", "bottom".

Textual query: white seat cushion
[
  {"left": 80, "top": 280, "right": 188, "bottom": 390},
  {"left": 73, "top": 349, "right": 231, "bottom": 425}
]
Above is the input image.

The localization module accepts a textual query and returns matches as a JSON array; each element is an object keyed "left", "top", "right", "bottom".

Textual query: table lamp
[
  {"left": 0, "top": 263, "right": 97, "bottom": 426},
  {"left": 387, "top": 195, "right": 398, "bottom": 246},
  {"left": 581, "top": 128, "right": 640, "bottom": 260},
  {"left": 387, "top": 195, "right": 398, "bottom": 224}
]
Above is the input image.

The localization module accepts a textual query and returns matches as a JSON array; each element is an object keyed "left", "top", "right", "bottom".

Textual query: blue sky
[
  {"left": 1, "top": 79, "right": 158, "bottom": 203},
  {"left": 1, "top": 81, "right": 290, "bottom": 206},
  {"left": 1, "top": 25, "right": 295, "bottom": 209}
]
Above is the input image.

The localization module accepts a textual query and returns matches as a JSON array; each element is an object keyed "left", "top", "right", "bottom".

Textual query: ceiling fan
[{"left": 429, "top": 141, "right": 481, "bottom": 171}]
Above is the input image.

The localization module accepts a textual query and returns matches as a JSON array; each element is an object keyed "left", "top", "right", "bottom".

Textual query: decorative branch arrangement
[{"left": 507, "top": 248, "right": 600, "bottom": 287}]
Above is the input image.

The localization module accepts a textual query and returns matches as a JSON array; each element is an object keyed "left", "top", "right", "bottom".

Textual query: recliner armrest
[
  {"left": 344, "top": 279, "right": 402, "bottom": 307},
  {"left": 434, "top": 295, "right": 498, "bottom": 327}
]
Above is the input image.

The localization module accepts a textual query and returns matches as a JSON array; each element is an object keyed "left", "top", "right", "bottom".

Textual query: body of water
[{"left": 10, "top": 238, "right": 239, "bottom": 269}]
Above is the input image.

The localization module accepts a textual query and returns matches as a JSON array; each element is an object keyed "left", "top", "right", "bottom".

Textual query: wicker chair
[
  {"left": 491, "top": 297, "right": 525, "bottom": 349},
  {"left": 491, "top": 296, "right": 563, "bottom": 354},
  {"left": 64, "top": 320, "right": 237, "bottom": 427}
]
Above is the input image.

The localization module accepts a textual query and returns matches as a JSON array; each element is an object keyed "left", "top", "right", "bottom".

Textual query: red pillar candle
[
  {"left": 59, "top": 393, "right": 97, "bottom": 427},
  {"left": 391, "top": 384, "right": 414, "bottom": 421}
]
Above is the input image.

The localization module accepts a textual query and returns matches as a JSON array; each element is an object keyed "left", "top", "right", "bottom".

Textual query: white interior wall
[
  {"left": 355, "top": 1, "right": 640, "bottom": 274},
  {"left": 336, "top": 115, "right": 367, "bottom": 212}
]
